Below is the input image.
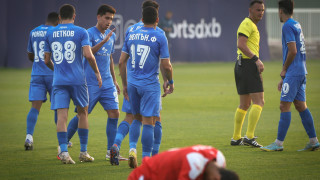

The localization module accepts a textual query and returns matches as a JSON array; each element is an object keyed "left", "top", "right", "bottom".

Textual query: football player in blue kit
[
  {"left": 25, "top": 12, "right": 59, "bottom": 150},
  {"left": 44, "top": 4, "right": 102, "bottom": 164},
  {"left": 64, "top": 4, "right": 124, "bottom": 161},
  {"left": 117, "top": 6, "right": 174, "bottom": 168},
  {"left": 110, "top": 1, "right": 166, "bottom": 166},
  {"left": 261, "top": 0, "right": 319, "bottom": 152}
]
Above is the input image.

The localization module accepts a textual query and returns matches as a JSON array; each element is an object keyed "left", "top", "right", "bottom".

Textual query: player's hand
[
  {"left": 280, "top": 69, "right": 286, "bottom": 78},
  {"left": 114, "top": 82, "right": 121, "bottom": 95},
  {"left": 95, "top": 73, "right": 102, "bottom": 88},
  {"left": 162, "top": 81, "right": 174, "bottom": 97},
  {"left": 103, "top": 28, "right": 115, "bottom": 43},
  {"left": 123, "top": 86, "right": 129, "bottom": 101},
  {"left": 255, "top": 59, "right": 264, "bottom": 73},
  {"left": 278, "top": 79, "right": 283, "bottom": 92}
]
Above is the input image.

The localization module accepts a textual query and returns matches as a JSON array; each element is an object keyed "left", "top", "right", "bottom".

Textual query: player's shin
[{"left": 141, "top": 124, "right": 154, "bottom": 158}]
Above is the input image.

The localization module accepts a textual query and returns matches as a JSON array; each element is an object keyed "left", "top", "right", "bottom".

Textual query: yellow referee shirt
[{"left": 237, "top": 17, "right": 260, "bottom": 59}]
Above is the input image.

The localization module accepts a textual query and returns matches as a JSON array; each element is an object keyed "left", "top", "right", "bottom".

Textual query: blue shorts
[
  {"left": 280, "top": 76, "right": 306, "bottom": 102},
  {"left": 127, "top": 84, "right": 161, "bottom": 117},
  {"left": 121, "top": 96, "right": 162, "bottom": 114},
  {"left": 51, "top": 85, "right": 89, "bottom": 110},
  {"left": 29, "top": 75, "right": 53, "bottom": 102},
  {"left": 121, "top": 98, "right": 132, "bottom": 113},
  {"left": 86, "top": 85, "right": 119, "bottom": 113}
]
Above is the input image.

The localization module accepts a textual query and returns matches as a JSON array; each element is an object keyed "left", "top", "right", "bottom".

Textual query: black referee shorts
[{"left": 234, "top": 58, "right": 263, "bottom": 95}]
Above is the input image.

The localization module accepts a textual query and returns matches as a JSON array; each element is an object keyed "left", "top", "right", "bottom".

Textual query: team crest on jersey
[{"left": 150, "top": 36, "right": 157, "bottom": 42}]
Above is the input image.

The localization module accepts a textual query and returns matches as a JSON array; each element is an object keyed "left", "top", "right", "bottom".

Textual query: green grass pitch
[{"left": 0, "top": 60, "right": 319, "bottom": 179}]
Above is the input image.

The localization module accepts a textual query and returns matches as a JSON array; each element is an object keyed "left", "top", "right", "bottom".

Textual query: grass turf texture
[{"left": 0, "top": 60, "right": 319, "bottom": 179}]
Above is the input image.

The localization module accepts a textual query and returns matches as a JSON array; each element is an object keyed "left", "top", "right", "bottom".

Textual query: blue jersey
[
  {"left": 122, "top": 26, "right": 170, "bottom": 86},
  {"left": 282, "top": 18, "right": 307, "bottom": 76},
  {"left": 44, "top": 23, "right": 90, "bottom": 86},
  {"left": 27, "top": 25, "right": 54, "bottom": 76},
  {"left": 84, "top": 27, "right": 116, "bottom": 87}
]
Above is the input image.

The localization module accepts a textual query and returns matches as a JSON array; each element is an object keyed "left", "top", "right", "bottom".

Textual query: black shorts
[{"left": 234, "top": 58, "right": 263, "bottom": 95}]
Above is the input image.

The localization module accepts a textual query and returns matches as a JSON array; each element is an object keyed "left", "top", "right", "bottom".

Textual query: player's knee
[
  {"left": 279, "top": 103, "right": 289, "bottom": 112},
  {"left": 134, "top": 114, "right": 142, "bottom": 121},
  {"left": 124, "top": 113, "right": 134, "bottom": 124},
  {"left": 239, "top": 104, "right": 250, "bottom": 111},
  {"left": 107, "top": 109, "right": 120, "bottom": 118},
  {"left": 294, "top": 102, "right": 307, "bottom": 112}
]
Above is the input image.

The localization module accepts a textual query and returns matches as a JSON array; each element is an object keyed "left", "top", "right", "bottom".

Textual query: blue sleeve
[
  {"left": 44, "top": 32, "right": 51, "bottom": 53},
  {"left": 111, "top": 33, "right": 116, "bottom": 54},
  {"left": 283, "top": 23, "right": 296, "bottom": 44},
  {"left": 27, "top": 31, "right": 33, "bottom": 53},
  {"left": 87, "top": 29, "right": 94, "bottom": 47},
  {"left": 159, "top": 34, "right": 170, "bottom": 59},
  {"left": 122, "top": 36, "right": 129, "bottom": 54},
  {"left": 81, "top": 29, "right": 90, "bottom": 47}
]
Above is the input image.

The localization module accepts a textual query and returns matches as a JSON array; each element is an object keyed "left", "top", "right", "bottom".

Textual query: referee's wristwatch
[{"left": 251, "top": 55, "right": 259, "bottom": 62}]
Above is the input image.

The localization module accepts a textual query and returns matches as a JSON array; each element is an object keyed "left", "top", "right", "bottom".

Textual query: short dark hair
[
  {"left": 97, "top": 4, "right": 116, "bottom": 16},
  {"left": 142, "top": 6, "right": 158, "bottom": 25},
  {"left": 46, "top": 12, "right": 59, "bottom": 24},
  {"left": 142, "top": 0, "right": 159, "bottom": 10},
  {"left": 278, "top": 0, "right": 294, "bottom": 15},
  {"left": 59, "top": 4, "right": 75, "bottom": 20},
  {"left": 219, "top": 168, "right": 240, "bottom": 180},
  {"left": 250, "top": 0, "right": 264, "bottom": 7}
]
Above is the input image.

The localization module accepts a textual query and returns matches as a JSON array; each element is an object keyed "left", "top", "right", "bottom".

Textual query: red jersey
[{"left": 128, "top": 145, "right": 226, "bottom": 180}]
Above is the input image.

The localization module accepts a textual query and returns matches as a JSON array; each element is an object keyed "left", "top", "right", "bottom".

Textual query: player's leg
[
  {"left": 294, "top": 77, "right": 319, "bottom": 151},
  {"left": 113, "top": 98, "right": 133, "bottom": 151},
  {"left": 25, "top": 101, "right": 42, "bottom": 150},
  {"left": 25, "top": 75, "right": 47, "bottom": 150},
  {"left": 56, "top": 108, "right": 75, "bottom": 164},
  {"left": 128, "top": 114, "right": 142, "bottom": 168},
  {"left": 106, "top": 109, "right": 119, "bottom": 150},
  {"left": 243, "top": 92, "right": 264, "bottom": 147},
  {"left": 141, "top": 116, "right": 154, "bottom": 158},
  {"left": 140, "top": 88, "right": 160, "bottom": 158},
  {"left": 231, "top": 94, "right": 250, "bottom": 145},
  {"left": 53, "top": 86, "right": 75, "bottom": 164},
  {"left": 110, "top": 112, "right": 132, "bottom": 164},
  {"left": 152, "top": 115, "right": 162, "bottom": 156},
  {"left": 66, "top": 85, "right": 99, "bottom": 146},
  {"left": 71, "top": 85, "right": 94, "bottom": 162}
]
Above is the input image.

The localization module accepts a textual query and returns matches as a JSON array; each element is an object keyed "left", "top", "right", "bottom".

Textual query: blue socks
[
  {"left": 78, "top": 128, "right": 88, "bottom": 152},
  {"left": 277, "top": 112, "right": 291, "bottom": 141},
  {"left": 26, "top": 108, "right": 39, "bottom": 135},
  {"left": 106, "top": 118, "right": 118, "bottom": 150},
  {"left": 67, "top": 116, "right": 79, "bottom": 142},
  {"left": 57, "top": 132, "right": 68, "bottom": 152},
  {"left": 114, "top": 121, "right": 130, "bottom": 150},
  {"left": 129, "top": 120, "right": 142, "bottom": 149},
  {"left": 141, "top": 124, "right": 154, "bottom": 158},
  {"left": 152, "top": 121, "right": 162, "bottom": 156},
  {"left": 300, "top": 108, "right": 317, "bottom": 138}
]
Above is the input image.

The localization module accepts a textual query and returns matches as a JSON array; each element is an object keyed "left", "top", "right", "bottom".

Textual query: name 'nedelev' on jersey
[{"left": 122, "top": 26, "right": 170, "bottom": 87}]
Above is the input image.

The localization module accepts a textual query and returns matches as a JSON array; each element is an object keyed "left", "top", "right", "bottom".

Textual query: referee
[{"left": 231, "top": 0, "right": 265, "bottom": 147}]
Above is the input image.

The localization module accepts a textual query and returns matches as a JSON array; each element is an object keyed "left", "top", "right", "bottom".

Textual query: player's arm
[
  {"left": 281, "top": 42, "right": 297, "bottom": 77},
  {"left": 110, "top": 54, "right": 120, "bottom": 94},
  {"left": 83, "top": 45, "right": 102, "bottom": 88},
  {"left": 28, "top": 53, "right": 34, "bottom": 62},
  {"left": 118, "top": 52, "right": 130, "bottom": 100},
  {"left": 238, "top": 35, "right": 264, "bottom": 73},
  {"left": 278, "top": 42, "right": 297, "bottom": 91},
  {"left": 160, "top": 58, "right": 174, "bottom": 97},
  {"left": 91, "top": 29, "right": 115, "bottom": 54},
  {"left": 44, "top": 52, "right": 54, "bottom": 71}
]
